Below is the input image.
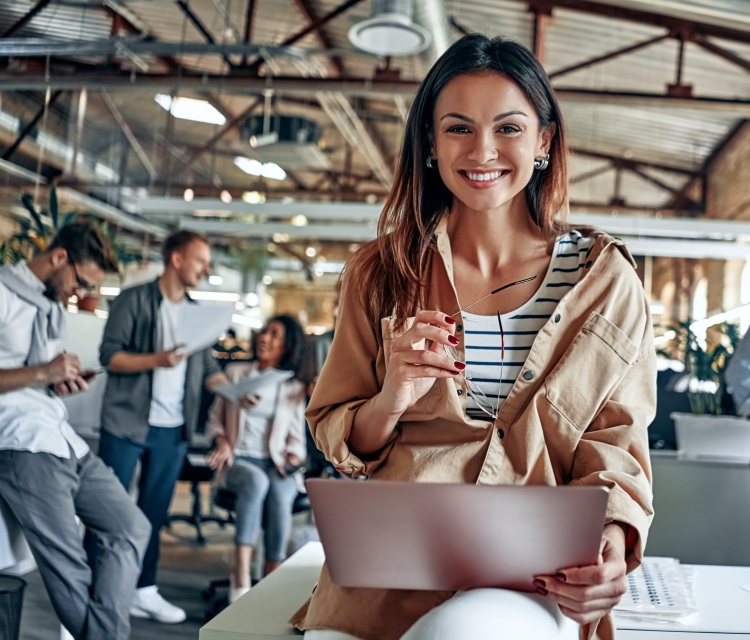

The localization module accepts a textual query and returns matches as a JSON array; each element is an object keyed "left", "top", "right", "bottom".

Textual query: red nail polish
[
  {"left": 451, "top": 370, "right": 460, "bottom": 375},
  {"left": 555, "top": 573, "right": 567, "bottom": 583},
  {"left": 535, "top": 586, "right": 549, "bottom": 597},
  {"left": 448, "top": 335, "right": 459, "bottom": 345},
  {"left": 454, "top": 361, "right": 466, "bottom": 370},
  {"left": 445, "top": 316, "right": 455, "bottom": 324},
  {"left": 532, "top": 579, "right": 546, "bottom": 589}
]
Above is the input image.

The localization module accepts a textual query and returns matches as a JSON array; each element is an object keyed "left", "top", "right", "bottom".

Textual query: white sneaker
[
  {"left": 229, "top": 575, "right": 251, "bottom": 604},
  {"left": 130, "top": 585, "right": 187, "bottom": 624}
]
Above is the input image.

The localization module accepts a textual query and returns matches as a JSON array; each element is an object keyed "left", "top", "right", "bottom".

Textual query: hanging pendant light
[{"left": 348, "top": 0, "right": 432, "bottom": 57}]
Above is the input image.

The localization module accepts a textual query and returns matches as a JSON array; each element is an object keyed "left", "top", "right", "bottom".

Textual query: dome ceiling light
[{"left": 348, "top": 0, "right": 432, "bottom": 57}]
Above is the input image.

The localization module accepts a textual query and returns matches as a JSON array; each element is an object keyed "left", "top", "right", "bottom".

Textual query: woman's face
[
  {"left": 255, "top": 320, "right": 286, "bottom": 368},
  {"left": 432, "top": 71, "right": 554, "bottom": 216}
]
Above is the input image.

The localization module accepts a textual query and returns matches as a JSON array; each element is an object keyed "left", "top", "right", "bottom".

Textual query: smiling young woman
[{"left": 295, "top": 34, "right": 655, "bottom": 640}]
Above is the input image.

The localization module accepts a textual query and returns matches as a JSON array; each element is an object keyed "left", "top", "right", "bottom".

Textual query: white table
[
  {"left": 0, "top": 496, "right": 34, "bottom": 575},
  {"left": 201, "top": 543, "right": 750, "bottom": 640}
]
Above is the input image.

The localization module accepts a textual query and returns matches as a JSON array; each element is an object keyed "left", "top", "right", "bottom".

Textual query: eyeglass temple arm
[{"left": 450, "top": 275, "right": 537, "bottom": 317}]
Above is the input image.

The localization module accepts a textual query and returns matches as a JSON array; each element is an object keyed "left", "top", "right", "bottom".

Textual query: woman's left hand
[{"left": 533, "top": 523, "right": 628, "bottom": 625}]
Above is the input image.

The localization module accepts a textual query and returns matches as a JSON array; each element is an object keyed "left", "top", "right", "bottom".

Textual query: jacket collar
[{"left": 149, "top": 276, "right": 197, "bottom": 305}]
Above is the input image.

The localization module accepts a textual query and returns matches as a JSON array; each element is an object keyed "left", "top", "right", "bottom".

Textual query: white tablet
[{"left": 306, "top": 478, "right": 609, "bottom": 592}]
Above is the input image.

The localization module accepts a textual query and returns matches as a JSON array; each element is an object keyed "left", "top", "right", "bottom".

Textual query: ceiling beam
[
  {"left": 245, "top": 0, "right": 366, "bottom": 75},
  {"left": 525, "top": 0, "right": 750, "bottom": 44},
  {"left": 99, "top": 91, "right": 157, "bottom": 181},
  {"left": 689, "top": 34, "right": 750, "bottom": 75},
  {"left": 1, "top": 0, "right": 55, "bottom": 38},
  {"left": 175, "top": 0, "right": 234, "bottom": 69},
  {"left": 241, "top": 0, "right": 256, "bottom": 67},
  {"left": 548, "top": 33, "right": 670, "bottom": 79},
  {"left": 5, "top": 73, "right": 750, "bottom": 113},
  {"left": 570, "top": 147, "right": 701, "bottom": 176},
  {"left": 1, "top": 89, "right": 63, "bottom": 161}
]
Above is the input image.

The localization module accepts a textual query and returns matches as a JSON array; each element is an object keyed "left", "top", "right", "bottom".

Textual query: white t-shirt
[
  {"left": 148, "top": 296, "right": 188, "bottom": 428},
  {"left": 234, "top": 369, "right": 280, "bottom": 459},
  {"left": 0, "top": 262, "right": 88, "bottom": 458}
]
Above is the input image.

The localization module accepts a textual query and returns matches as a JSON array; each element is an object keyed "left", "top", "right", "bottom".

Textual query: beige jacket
[
  {"left": 206, "top": 361, "right": 307, "bottom": 474},
  {"left": 291, "top": 221, "right": 656, "bottom": 640}
]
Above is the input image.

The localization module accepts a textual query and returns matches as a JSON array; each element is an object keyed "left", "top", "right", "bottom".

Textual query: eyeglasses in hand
[{"left": 443, "top": 276, "right": 536, "bottom": 421}]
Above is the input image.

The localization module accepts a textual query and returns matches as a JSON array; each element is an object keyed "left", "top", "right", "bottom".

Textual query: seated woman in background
[{"left": 207, "top": 314, "right": 308, "bottom": 603}]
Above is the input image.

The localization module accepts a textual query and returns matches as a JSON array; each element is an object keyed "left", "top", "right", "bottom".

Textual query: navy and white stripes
[{"left": 462, "top": 230, "right": 593, "bottom": 421}]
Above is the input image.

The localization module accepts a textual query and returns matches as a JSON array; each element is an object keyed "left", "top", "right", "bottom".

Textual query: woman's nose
[{"left": 467, "top": 130, "right": 498, "bottom": 164}]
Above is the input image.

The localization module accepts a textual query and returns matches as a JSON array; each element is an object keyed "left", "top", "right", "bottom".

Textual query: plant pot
[
  {"left": 671, "top": 412, "right": 750, "bottom": 459},
  {"left": 77, "top": 294, "right": 100, "bottom": 312}
]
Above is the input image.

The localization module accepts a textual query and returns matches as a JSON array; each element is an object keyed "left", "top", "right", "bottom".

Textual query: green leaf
[
  {"left": 20, "top": 194, "right": 46, "bottom": 237},
  {"left": 49, "top": 185, "right": 59, "bottom": 229}
]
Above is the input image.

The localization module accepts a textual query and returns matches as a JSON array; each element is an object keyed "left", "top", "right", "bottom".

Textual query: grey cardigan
[{"left": 99, "top": 278, "right": 222, "bottom": 443}]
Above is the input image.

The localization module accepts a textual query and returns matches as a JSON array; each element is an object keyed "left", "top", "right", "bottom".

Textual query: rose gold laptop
[{"left": 306, "top": 479, "right": 609, "bottom": 592}]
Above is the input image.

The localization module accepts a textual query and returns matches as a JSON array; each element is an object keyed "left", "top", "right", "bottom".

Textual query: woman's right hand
[
  {"left": 378, "top": 310, "right": 463, "bottom": 418},
  {"left": 206, "top": 437, "right": 234, "bottom": 471}
]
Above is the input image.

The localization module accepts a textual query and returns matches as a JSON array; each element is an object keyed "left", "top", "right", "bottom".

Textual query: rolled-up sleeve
[
  {"left": 305, "top": 274, "right": 392, "bottom": 478},
  {"left": 99, "top": 290, "right": 137, "bottom": 367}
]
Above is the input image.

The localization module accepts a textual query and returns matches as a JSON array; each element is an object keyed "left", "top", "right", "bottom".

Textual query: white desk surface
[{"left": 201, "top": 543, "right": 750, "bottom": 640}]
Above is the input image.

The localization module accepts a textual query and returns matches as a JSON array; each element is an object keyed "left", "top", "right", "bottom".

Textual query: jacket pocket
[
  {"left": 381, "top": 315, "right": 443, "bottom": 417},
  {"left": 543, "top": 312, "right": 638, "bottom": 431}
]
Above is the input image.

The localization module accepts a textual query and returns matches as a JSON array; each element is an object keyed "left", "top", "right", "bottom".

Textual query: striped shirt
[{"left": 462, "top": 230, "right": 594, "bottom": 421}]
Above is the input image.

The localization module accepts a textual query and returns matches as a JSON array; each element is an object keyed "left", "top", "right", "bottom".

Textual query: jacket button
[
  {"left": 554, "top": 313, "right": 561, "bottom": 323},
  {"left": 585, "top": 260, "right": 593, "bottom": 268},
  {"left": 523, "top": 370, "right": 535, "bottom": 381},
  {"left": 456, "top": 324, "right": 463, "bottom": 332},
  {"left": 497, "top": 428, "right": 504, "bottom": 439},
  {"left": 457, "top": 389, "right": 463, "bottom": 396}
]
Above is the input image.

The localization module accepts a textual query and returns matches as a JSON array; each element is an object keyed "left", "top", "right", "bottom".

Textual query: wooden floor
[{"left": 16, "top": 481, "right": 307, "bottom": 640}]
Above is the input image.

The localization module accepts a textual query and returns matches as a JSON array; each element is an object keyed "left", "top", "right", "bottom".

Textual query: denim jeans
[
  {"left": 97, "top": 425, "right": 187, "bottom": 588},
  {"left": 225, "top": 456, "right": 298, "bottom": 562}
]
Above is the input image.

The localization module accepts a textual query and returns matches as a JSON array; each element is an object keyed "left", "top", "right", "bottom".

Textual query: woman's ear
[{"left": 539, "top": 122, "right": 557, "bottom": 156}]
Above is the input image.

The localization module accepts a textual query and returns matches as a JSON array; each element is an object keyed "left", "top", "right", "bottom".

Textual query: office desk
[
  {"left": 200, "top": 543, "right": 750, "bottom": 640},
  {"left": 648, "top": 451, "right": 750, "bottom": 566},
  {"left": 0, "top": 496, "right": 34, "bottom": 575}
]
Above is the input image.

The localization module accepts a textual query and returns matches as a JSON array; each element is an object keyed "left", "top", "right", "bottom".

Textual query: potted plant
[
  {"left": 0, "top": 186, "right": 77, "bottom": 265},
  {"left": 659, "top": 319, "right": 750, "bottom": 457}
]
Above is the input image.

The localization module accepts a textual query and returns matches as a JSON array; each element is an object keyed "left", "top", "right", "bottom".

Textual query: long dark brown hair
[{"left": 347, "top": 34, "right": 569, "bottom": 329}]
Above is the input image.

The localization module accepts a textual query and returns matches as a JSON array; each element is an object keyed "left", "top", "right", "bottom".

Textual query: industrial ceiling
[{"left": 0, "top": 0, "right": 749, "bottom": 274}]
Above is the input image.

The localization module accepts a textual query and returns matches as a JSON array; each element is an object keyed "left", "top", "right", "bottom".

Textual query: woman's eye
[
  {"left": 446, "top": 125, "right": 470, "bottom": 134},
  {"left": 498, "top": 124, "right": 522, "bottom": 134}
]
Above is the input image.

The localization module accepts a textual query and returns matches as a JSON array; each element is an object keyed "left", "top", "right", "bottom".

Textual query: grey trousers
[{"left": 0, "top": 448, "right": 151, "bottom": 640}]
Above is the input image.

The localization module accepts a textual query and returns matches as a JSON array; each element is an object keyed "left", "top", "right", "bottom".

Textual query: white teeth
[{"left": 466, "top": 171, "right": 503, "bottom": 181}]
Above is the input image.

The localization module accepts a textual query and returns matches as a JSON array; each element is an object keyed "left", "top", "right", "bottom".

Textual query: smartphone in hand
[{"left": 81, "top": 367, "right": 106, "bottom": 381}]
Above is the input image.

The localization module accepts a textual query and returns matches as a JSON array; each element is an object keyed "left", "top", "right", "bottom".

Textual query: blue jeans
[
  {"left": 225, "top": 456, "right": 298, "bottom": 562},
  {"left": 97, "top": 426, "right": 187, "bottom": 588}
]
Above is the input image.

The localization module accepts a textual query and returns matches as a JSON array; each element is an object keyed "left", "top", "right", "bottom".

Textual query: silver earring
[
  {"left": 426, "top": 155, "right": 437, "bottom": 168},
  {"left": 533, "top": 154, "right": 550, "bottom": 171}
]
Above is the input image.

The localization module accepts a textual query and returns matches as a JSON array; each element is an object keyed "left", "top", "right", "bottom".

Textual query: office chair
[{"left": 166, "top": 451, "right": 231, "bottom": 544}]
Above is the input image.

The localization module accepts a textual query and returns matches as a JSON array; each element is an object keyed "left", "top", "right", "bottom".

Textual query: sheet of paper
[
  {"left": 213, "top": 368, "right": 294, "bottom": 404},
  {"left": 175, "top": 304, "right": 234, "bottom": 354},
  {"left": 187, "top": 453, "right": 209, "bottom": 467}
]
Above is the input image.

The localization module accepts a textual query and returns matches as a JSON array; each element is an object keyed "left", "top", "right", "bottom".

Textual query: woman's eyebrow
[{"left": 439, "top": 110, "right": 529, "bottom": 122}]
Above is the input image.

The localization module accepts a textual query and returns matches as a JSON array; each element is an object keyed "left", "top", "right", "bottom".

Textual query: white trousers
[{"left": 304, "top": 588, "right": 580, "bottom": 640}]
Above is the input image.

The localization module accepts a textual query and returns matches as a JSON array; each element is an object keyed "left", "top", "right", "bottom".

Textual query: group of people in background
[
  {"left": 1, "top": 31, "right": 665, "bottom": 640},
  {"left": 0, "top": 225, "right": 316, "bottom": 639}
]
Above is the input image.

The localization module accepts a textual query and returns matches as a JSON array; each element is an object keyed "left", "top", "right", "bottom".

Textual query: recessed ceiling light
[{"left": 154, "top": 94, "right": 226, "bottom": 125}]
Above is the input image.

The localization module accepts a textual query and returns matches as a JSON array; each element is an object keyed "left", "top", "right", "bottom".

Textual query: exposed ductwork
[{"left": 413, "top": 0, "right": 452, "bottom": 64}]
